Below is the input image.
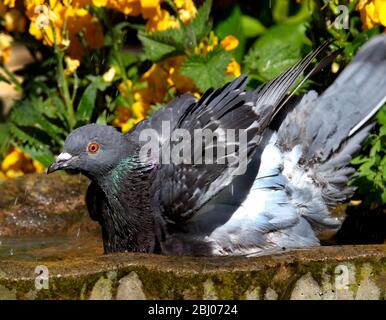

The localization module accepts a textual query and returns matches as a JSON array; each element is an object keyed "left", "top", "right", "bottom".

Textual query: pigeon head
[{"left": 48, "top": 124, "right": 129, "bottom": 179}]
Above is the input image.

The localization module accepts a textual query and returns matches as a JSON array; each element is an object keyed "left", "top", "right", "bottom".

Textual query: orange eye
[{"left": 88, "top": 143, "right": 100, "bottom": 153}]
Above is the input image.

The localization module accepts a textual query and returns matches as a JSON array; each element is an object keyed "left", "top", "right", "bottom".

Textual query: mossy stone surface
[{"left": 0, "top": 245, "right": 384, "bottom": 300}]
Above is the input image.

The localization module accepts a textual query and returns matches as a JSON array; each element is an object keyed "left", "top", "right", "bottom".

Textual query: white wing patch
[{"left": 204, "top": 133, "right": 332, "bottom": 256}]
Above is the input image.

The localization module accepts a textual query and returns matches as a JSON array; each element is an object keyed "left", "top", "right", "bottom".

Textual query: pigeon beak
[{"left": 47, "top": 152, "right": 73, "bottom": 174}]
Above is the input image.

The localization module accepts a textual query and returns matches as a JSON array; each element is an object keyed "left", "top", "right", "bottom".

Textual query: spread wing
[
  {"left": 152, "top": 75, "right": 259, "bottom": 223},
  {"left": 127, "top": 47, "right": 326, "bottom": 224}
]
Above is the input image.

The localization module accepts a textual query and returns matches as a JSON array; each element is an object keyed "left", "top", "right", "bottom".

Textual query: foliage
[
  {"left": 0, "top": 0, "right": 242, "bottom": 177},
  {"left": 0, "top": 0, "right": 385, "bottom": 207},
  {"left": 351, "top": 108, "right": 386, "bottom": 204}
]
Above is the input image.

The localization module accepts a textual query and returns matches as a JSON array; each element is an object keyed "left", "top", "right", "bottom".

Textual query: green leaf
[
  {"left": 76, "top": 77, "right": 108, "bottom": 125},
  {"left": 241, "top": 15, "right": 266, "bottom": 38},
  {"left": 376, "top": 106, "right": 386, "bottom": 125},
  {"left": 138, "top": 0, "right": 213, "bottom": 61},
  {"left": 180, "top": 48, "right": 232, "bottom": 92},
  {"left": 284, "top": 0, "right": 314, "bottom": 25},
  {"left": 370, "top": 139, "right": 381, "bottom": 158},
  {"left": 0, "top": 123, "right": 10, "bottom": 159},
  {"left": 244, "top": 23, "right": 310, "bottom": 81},
  {"left": 9, "top": 123, "right": 51, "bottom": 148},
  {"left": 273, "top": 0, "right": 289, "bottom": 23},
  {"left": 46, "top": 95, "right": 68, "bottom": 123},
  {"left": 138, "top": 0, "right": 212, "bottom": 62},
  {"left": 359, "top": 159, "right": 376, "bottom": 176},
  {"left": 351, "top": 155, "right": 367, "bottom": 165},
  {"left": 191, "top": 0, "right": 212, "bottom": 42},
  {"left": 10, "top": 99, "right": 65, "bottom": 145},
  {"left": 109, "top": 51, "right": 138, "bottom": 70},
  {"left": 18, "top": 144, "right": 54, "bottom": 167},
  {"left": 138, "top": 32, "right": 180, "bottom": 61},
  {"left": 96, "top": 111, "right": 107, "bottom": 125},
  {"left": 214, "top": 5, "right": 245, "bottom": 62},
  {"left": 142, "top": 26, "right": 190, "bottom": 51},
  {"left": 381, "top": 160, "right": 386, "bottom": 181}
]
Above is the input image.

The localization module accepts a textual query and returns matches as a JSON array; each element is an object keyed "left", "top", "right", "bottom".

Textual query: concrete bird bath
[{"left": 0, "top": 174, "right": 385, "bottom": 300}]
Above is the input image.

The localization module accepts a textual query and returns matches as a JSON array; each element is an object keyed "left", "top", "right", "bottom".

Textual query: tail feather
[
  {"left": 277, "top": 34, "right": 386, "bottom": 208},
  {"left": 304, "top": 35, "right": 386, "bottom": 161}
]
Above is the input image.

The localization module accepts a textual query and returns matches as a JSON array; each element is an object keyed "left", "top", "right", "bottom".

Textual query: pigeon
[{"left": 48, "top": 34, "right": 386, "bottom": 256}]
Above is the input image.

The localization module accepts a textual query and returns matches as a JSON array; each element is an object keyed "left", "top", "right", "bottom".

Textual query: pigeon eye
[{"left": 88, "top": 143, "right": 100, "bottom": 153}]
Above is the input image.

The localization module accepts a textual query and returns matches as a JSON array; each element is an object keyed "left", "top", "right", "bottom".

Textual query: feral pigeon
[{"left": 48, "top": 35, "right": 386, "bottom": 256}]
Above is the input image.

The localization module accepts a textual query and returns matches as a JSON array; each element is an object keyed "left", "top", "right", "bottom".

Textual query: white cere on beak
[{"left": 56, "top": 152, "right": 72, "bottom": 161}]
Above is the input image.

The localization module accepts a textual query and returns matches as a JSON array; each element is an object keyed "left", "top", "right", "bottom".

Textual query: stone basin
[{"left": 0, "top": 174, "right": 385, "bottom": 300}]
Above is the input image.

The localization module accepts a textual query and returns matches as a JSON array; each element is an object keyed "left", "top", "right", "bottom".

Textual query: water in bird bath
[
  {"left": 0, "top": 173, "right": 103, "bottom": 262},
  {"left": 0, "top": 173, "right": 382, "bottom": 263},
  {"left": 0, "top": 234, "right": 103, "bottom": 261}
]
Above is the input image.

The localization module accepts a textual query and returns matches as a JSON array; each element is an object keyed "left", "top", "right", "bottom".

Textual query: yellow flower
[
  {"left": 140, "top": 0, "right": 160, "bottom": 19},
  {"left": 350, "top": 200, "right": 362, "bottom": 206},
  {"left": 331, "top": 62, "right": 340, "bottom": 74},
  {"left": 113, "top": 105, "right": 130, "bottom": 124},
  {"left": 0, "top": 2, "right": 7, "bottom": 15},
  {"left": 1, "top": 148, "right": 21, "bottom": 171},
  {"left": 4, "top": 9, "right": 27, "bottom": 32},
  {"left": 26, "top": 1, "right": 104, "bottom": 60},
  {"left": 174, "top": 0, "right": 197, "bottom": 24},
  {"left": 105, "top": 0, "right": 142, "bottom": 16},
  {"left": 376, "top": 0, "right": 386, "bottom": 25},
  {"left": 114, "top": 77, "right": 155, "bottom": 132},
  {"left": 195, "top": 31, "right": 219, "bottom": 56},
  {"left": 5, "top": 169, "right": 24, "bottom": 178},
  {"left": 146, "top": 7, "right": 180, "bottom": 32},
  {"left": 132, "top": 101, "right": 145, "bottom": 119},
  {"left": 0, "top": 33, "right": 12, "bottom": 64},
  {"left": 1, "top": 147, "right": 45, "bottom": 179},
  {"left": 26, "top": 0, "right": 63, "bottom": 46},
  {"left": 165, "top": 56, "right": 196, "bottom": 93},
  {"left": 221, "top": 35, "right": 239, "bottom": 51},
  {"left": 33, "top": 160, "right": 45, "bottom": 173},
  {"left": 103, "top": 66, "right": 116, "bottom": 82},
  {"left": 356, "top": 0, "right": 386, "bottom": 29},
  {"left": 226, "top": 59, "right": 241, "bottom": 77},
  {"left": 141, "top": 63, "right": 168, "bottom": 102},
  {"left": 3, "top": 0, "right": 15, "bottom": 8},
  {"left": 92, "top": 0, "right": 108, "bottom": 6},
  {"left": 113, "top": 100, "right": 146, "bottom": 133},
  {"left": 64, "top": 56, "right": 80, "bottom": 75},
  {"left": 118, "top": 79, "right": 133, "bottom": 98},
  {"left": 121, "top": 120, "right": 135, "bottom": 133}
]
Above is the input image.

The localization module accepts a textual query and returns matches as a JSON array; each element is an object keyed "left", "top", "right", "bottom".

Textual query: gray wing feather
[
  {"left": 277, "top": 34, "right": 386, "bottom": 208},
  {"left": 156, "top": 48, "right": 324, "bottom": 224}
]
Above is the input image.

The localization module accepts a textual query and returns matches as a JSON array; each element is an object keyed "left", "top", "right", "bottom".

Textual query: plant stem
[
  {"left": 52, "top": 24, "right": 76, "bottom": 130},
  {"left": 0, "top": 64, "right": 23, "bottom": 93},
  {"left": 106, "top": 15, "right": 133, "bottom": 106},
  {"left": 71, "top": 71, "right": 79, "bottom": 104}
]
